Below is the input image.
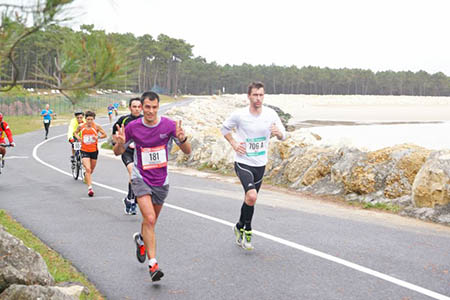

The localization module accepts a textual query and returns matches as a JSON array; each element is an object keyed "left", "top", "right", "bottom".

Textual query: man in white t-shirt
[{"left": 221, "top": 81, "right": 286, "bottom": 250}]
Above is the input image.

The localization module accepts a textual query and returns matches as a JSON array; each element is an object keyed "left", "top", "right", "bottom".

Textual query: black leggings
[
  {"left": 234, "top": 162, "right": 265, "bottom": 193},
  {"left": 43, "top": 121, "right": 50, "bottom": 136}
]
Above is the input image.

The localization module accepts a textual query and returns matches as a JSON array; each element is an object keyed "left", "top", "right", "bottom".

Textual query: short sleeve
[{"left": 221, "top": 111, "right": 239, "bottom": 135}]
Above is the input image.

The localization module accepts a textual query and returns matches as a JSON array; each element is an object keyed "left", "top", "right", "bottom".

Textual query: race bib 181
[
  {"left": 141, "top": 145, "right": 167, "bottom": 170},
  {"left": 245, "top": 137, "right": 267, "bottom": 157}
]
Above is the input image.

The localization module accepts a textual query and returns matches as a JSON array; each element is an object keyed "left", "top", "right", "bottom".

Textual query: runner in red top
[
  {"left": 0, "top": 113, "right": 16, "bottom": 162},
  {"left": 74, "top": 111, "right": 107, "bottom": 197}
]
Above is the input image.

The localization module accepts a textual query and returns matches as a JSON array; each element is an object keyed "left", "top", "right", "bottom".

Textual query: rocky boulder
[
  {"left": 412, "top": 150, "right": 450, "bottom": 208},
  {"left": 0, "top": 284, "right": 75, "bottom": 300},
  {"left": 0, "top": 225, "right": 54, "bottom": 293}
]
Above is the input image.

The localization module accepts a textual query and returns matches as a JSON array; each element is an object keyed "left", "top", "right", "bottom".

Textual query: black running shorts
[
  {"left": 234, "top": 162, "right": 265, "bottom": 193},
  {"left": 81, "top": 150, "right": 98, "bottom": 160}
]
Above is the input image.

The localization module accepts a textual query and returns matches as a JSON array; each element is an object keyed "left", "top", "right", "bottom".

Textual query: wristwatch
[{"left": 180, "top": 137, "right": 188, "bottom": 144}]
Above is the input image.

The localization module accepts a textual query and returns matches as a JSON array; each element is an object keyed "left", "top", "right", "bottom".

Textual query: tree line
[{"left": 3, "top": 19, "right": 450, "bottom": 97}]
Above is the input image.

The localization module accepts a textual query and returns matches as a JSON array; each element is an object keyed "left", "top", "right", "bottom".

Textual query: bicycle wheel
[
  {"left": 72, "top": 155, "right": 80, "bottom": 180},
  {"left": 78, "top": 158, "right": 84, "bottom": 181}
]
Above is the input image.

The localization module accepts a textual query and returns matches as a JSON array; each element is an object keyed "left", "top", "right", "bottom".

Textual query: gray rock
[
  {"left": 345, "top": 193, "right": 360, "bottom": 202},
  {"left": 0, "top": 284, "right": 75, "bottom": 300},
  {"left": 391, "top": 195, "right": 412, "bottom": 206},
  {"left": 0, "top": 225, "right": 54, "bottom": 293},
  {"left": 437, "top": 214, "right": 450, "bottom": 224},
  {"left": 55, "top": 281, "right": 89, "bottom": 298}
]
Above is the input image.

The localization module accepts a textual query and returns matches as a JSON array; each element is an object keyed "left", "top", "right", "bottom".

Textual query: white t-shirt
[{"left": 221, "top": 106, "right": 286, "bottom": 167}]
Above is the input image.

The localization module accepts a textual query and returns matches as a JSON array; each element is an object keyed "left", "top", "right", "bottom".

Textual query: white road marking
[
  {"left": 4, "top": 156, "right": 29, "bottom": 159},
  {"left": 80, "top": 196, "right": 114, "bottom": 200},
  {"left": 32, "top": 133, "right": 450, "bottom": 300}
]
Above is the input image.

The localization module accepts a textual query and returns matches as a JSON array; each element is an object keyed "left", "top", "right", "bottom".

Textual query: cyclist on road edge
[{"left": 0, "top": 112, "right": 16, "bottom": 166}]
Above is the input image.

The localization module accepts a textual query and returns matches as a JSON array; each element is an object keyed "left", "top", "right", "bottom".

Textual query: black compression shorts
[
  {"left": 234, "top": 162, "right": 265, "bottom": 193},
  {"left": 121, "top": 150, "right": 134, "bottom": 166},
  {"left": 81, "top": 150, "right": 98, "bottom": 160}
]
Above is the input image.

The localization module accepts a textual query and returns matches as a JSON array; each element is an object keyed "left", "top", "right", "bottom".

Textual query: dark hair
[
  {"left": 74, "top": 110, "right": 84, "bottom": 116},
  {"left": 140, "top": 91, "right": 160, "bottom": 104},
  {"left": 85, "top": 111, "right": 96, "bottom": 119},
  {"left": 129, "top": 97, "right": 141, "bottom": 107},
  {"left": 247, "top": 81, "right": 265, "bottom": 95}
]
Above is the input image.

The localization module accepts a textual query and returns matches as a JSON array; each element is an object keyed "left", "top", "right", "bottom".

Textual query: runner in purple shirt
[{"left": 113, "top": 91, "right": 191, "bottom": 282}]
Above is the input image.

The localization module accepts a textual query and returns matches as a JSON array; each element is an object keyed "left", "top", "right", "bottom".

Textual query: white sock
[
  {"left": 88, "top": 186, "right": 92, "bottom": 189},
  {"left": 149, "top": 258, "right": 157, "bottom": 267}
]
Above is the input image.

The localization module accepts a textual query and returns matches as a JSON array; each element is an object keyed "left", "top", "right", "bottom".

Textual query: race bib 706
[{"left": 245, "top": 137, "right": 267, "bottom": 157}]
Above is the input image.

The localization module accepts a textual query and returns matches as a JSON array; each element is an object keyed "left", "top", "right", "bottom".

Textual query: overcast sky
[{"left": 65, "top": 0, "right": 449, "bottom": 75}]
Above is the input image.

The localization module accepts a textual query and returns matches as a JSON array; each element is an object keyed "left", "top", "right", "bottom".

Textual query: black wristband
[{"left": 180, "top": 137, "right": 188, "bottom": 144}]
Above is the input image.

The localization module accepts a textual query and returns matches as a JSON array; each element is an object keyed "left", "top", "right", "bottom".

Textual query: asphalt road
[{"left": 1, "top": 105, "right": 449, "bottom": 300}]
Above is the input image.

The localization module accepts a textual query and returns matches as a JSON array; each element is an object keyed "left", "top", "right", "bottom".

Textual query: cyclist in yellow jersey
[{"left": 68, "top": 110, "right": 85, "bottom": 163}]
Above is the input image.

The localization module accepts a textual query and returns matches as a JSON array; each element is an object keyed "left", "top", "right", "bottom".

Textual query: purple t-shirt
[{"left": 125, "top": 117, "right": 178, "bottom": 186}]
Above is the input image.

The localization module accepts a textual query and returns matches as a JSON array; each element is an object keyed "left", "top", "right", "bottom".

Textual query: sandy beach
[{"left": 239, "top": 94, "right": 450, "bottom": 151}]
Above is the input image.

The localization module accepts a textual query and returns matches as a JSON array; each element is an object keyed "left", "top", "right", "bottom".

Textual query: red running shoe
[
  {"left": 133, "top": 232, "right": 146, "bottom": 263},
  {"left": 149, "top": 263, "right": 164, "bottom": 282}
]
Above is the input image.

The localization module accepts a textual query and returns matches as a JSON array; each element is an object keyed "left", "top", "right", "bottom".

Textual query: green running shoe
[
  {"left": 233, "top": 225, "right": 244, "bottom": 246},
  {"left": 242, "top": 230, "right": 254, "bottom": 250}
]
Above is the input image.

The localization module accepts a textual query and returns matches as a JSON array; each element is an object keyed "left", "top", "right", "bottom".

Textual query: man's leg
[
  {"left": 126, "top": 163, "right": 134, "bottom": 200},
  {"left": 43, "top": 122, "right": 49, "bottom": 138},
  {"left": 0, "top": 147, "right": 5, "bottom": 167},
  {"left": 137, "top": 195, "right": 164, "bottom": 281},
  {"left": 137, "top": 195, "right": 163, "bottom": 260},
  {"left": 234, "top": 163, "right": 265, "bottom": 249},
  {"left": 242, "top": 189, "right": 257, "bottom": 230},
  {"left": 126, "top": 163, "right": 138, "bottom": 214}
]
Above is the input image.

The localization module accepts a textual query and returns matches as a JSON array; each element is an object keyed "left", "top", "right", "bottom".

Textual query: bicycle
[
  {"left": 0, "top": 143, "right": 12, "bottom": 175},
  {"left": 71, "top": 141, "right": 85, "bottom": 181}
]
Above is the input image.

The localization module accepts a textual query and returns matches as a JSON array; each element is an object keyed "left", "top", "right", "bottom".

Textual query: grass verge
[
  {"left": 100, "top": 142, "right": 113, "bottom": 150},
  {"left": 5, "top": 94, "right": 182, "bottom": 136},
  {"left": 362, "top": 202, "right": 401, "bottom": 213},
  {"left": 4, "top": 115, "right": 45, "bottom": 136},
  {"left": 0, "top": 210, "right": 104, "bottom": 300}
]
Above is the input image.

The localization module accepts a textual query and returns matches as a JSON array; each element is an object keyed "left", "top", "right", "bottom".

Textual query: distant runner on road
[
  {"left": 40, "top": 103, "right": 55, "bottom": 140},
  {"left": 113, "top": 91, "right": 191, "bottom": 282},
  {"left": 112, "top": 97, "right": 142, "bottom": 215},
  {"left": 107, "top": 104, "right": 114, "bottom": 123},
  {"left": 221, "top": 81, "right": 286, "bottom": 250}
]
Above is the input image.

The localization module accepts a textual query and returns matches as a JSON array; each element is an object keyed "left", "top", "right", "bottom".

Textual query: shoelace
[
  {"left": 150, "top": 263, "right": 159, "bottom": 272},
  {"left": 139, "top": 245, "right": 146, "bottom": 256}
]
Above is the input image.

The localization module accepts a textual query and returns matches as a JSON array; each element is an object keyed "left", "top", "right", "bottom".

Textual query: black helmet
[{"left": 74, "top": 110, "right": 84, "bottom": 116}]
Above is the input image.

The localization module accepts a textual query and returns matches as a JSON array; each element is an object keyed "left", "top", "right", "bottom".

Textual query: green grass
[
  {"left": 4, "top": 94, "right": 182, "bottom": 136},
  {"left": 100, "top": 142, "right": 113, "bottom": 150},
  {"left": 4, "top": 115, "right": 45, "bottom": 136},
  {"left": 0, "top": 210, "right": 104, "bottom": 300},
  {"left": 361, "top": 202, "right": 401, "bottom": 213}
]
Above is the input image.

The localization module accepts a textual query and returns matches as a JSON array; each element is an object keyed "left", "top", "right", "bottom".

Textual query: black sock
[
  {"left": 239, "top": 202, "right": 254, "bottom": 231},
  {"left": 127, "top": 182, "right": 133, "bottom": 200}
]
